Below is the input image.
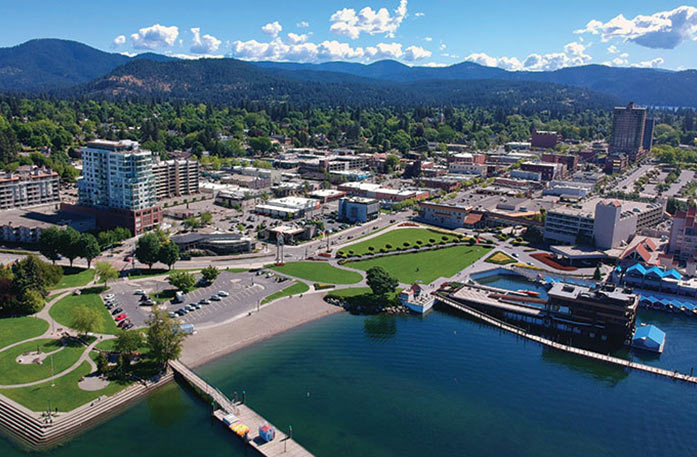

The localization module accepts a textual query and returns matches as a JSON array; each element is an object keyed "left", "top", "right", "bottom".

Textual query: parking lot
[{"left": 103, "top": 270, "right": 291, "bottom": 330}]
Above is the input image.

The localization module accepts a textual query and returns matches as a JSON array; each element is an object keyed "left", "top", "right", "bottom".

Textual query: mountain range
[{"left": 1, "top": 39, "right": 696, "bottom": 107}]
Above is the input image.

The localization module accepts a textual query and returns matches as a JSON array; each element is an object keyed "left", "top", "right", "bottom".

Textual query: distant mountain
[
  {"left": 75, "top": 57, "right": 617, "bottom": 110},
  {"left": 0, "top": 39, "right": 176, "bottom": 91}
]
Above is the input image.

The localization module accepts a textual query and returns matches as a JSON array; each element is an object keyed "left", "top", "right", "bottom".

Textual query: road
[
  {"left": 664, "top": 170, "right": 696, "bottom": 197},
  {"left": 616, "top": 164, "right": 653, "bottom": 191}
]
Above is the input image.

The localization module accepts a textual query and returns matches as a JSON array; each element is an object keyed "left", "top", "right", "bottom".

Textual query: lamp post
[{"left": 50, "top": 354, "right": 55, "bottom": 387}]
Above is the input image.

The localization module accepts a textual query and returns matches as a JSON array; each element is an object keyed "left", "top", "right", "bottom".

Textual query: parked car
[
  {"left": 111, "top": 308, "right": 123, "bottom": 315},
  {"left": 192, "top": 303, "right": 202, "bottom": 310},
  {"left": 123, "top": 323, "right": 134, "bottom": 330},
  {"left": 177, "top": 308, "right": 188, "bottom": 315},
  {"left": 168, "top": 312, "right": 177, "bottom": 318},
  {"left": 117, "top": 319, "right": 131, "bottom": 328},
  {"left": 104, "top": 294, "right": 115, "bottom": 300},
  {"left": 199, "top": 298, "right": 210, "bottom": 305},
  {"left": 210, "top": 295, "right": 221, "bottom": 301},
  {"left": 115, "top": 314, "right": 127, "bottom": 321},
  {"left": 218, "top": 291, "right": 229, "bottom": 297},
  {"left": 185, "top": 304, "right": 195, "bottom": 312},
  {"left": 135, "top": 289, "right": 145, "bottom": 295}
]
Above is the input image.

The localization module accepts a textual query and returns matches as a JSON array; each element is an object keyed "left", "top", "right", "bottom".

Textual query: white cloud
[
  {"left": 169, "top": 53, "right": 225, "bottom": 60},
  {"left": 422, "top": 62, "right": 447, "bottom": 67},
  {"left": 575, "top": 6, "right": 697, "bottom": 49},
  {"left": 607, "top": 44, "right": 619, "bottom": 54},
  {"left": 464, "top": 42, "right": 591, "bottom": 71},
  {"left": 287, "top": 33, "right": 308, "bottom": 44},
  {"left": 365, "top": 42, "right": 404, "bottom": 59},
  {"left": 439, "top": 43, "right": 446, "bottom": 51},
  {"left": 632, "top": 57, "right": 665, "bottom": 68},
  {"left": 329, "top": 0, "right": 408, "bottom": 39},
  {"left": 424, "top": 36, "right": 432, "bottom": 42},
  {"left": 404, "top": 45, "right": 431, "bottom": 60},
  {"left": 414, "top": 12, "right": 424, "bottom": 17},
  {"left": 190, "top": 27, "right": 222, "bottom": 54},
  {"left": 112, "top": 35, "right": 126, "bottom": 47},
  {"left": 130, "top": 24, "right": 179, "bottom": 50},
  {"left": 297, "top": 21, "right": 310, "bottom": 28},
  {"left": 262, "top": 21, "right": 283, "bottom": 38}
]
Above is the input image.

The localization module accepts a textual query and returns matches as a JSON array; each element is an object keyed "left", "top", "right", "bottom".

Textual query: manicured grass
[
  {"left": 269, "top": 262, "right": 362, "bottom": 284},
  {"left": 225, "top": 268, "right": 249, "bottom": 273},
  {"left": 327, "top": 287, "right": 372, "bottom": 298},
  {"left": 261, "top": 281, "right": 310, "bottom": 305},
  {"left": 348, "top": 245, "right": 491, "bottom": 284},
  {"left": 50, "top": 290, "right": 119, "bottom": 335},
  {"left": 0, "top": 338, "right": 86, "bottom": 385},
  {"left": 128, "top": 268, "right": 197, "bottom": 279},
  {"left": 485, "top": 251, "right": 517, "bottom": 265},
  {"left": 0, "top": 317, "right": 49, "bottom": 350},
  {"left": 0, "top": 361, "right": 130, "bottom": 412},
  {"left": 95, "top": 331, "right": 149, "bottom": 354},
  {"left": 337, "top": 228, "right": 462, "bottom": 257},
  {"left": 50, "top": 267, "right": 95, "bottom": 290}
]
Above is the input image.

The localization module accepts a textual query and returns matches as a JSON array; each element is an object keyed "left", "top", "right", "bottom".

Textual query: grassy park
[
  {"left": 50, "top": 267, "right": 95, "bottom": 290},
  {"left": 0, "top": 361, "right": 129, "bottom": 412},
  {"left": 0, "top": 338, "right": 86, "bottom": 385},
  {"left": 269, "top": 262, "right": 362, "bottom": 284},
  {"left": 49, "top": 287, "right": 119, "bottom": 335},
  {"left": 261, "top": 281, "right": 310, "bottom": 305},
  {"left": 0, "top": 317, "right": 49, "bottom": 349},
  {"left": 348, "top": 245, "right": 491, "bottom": 284},
  {"left": 337, "top": 228, "right": 463, "bottom": 257}
]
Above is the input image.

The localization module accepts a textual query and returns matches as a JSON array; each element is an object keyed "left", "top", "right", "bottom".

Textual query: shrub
[
  {"left": 429, "top": 238, "right": 436, "bottom": 243},
  {"left": 416, "top": 240, "right": 423, "bottom": 245},
  {"left": 441, "top": 236, "right": 449, "bottom": 241},
  {"left": 368, "top": 246, "right": 375, "bottom": 251},
  {"left": 385, "top": 244, "right": 393, "bottom": 249},
  {"left": 403, "top": 241, "right": 410, "bottom": 247}
]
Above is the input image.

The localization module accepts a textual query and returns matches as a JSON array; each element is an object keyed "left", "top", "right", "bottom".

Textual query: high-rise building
[
  {"left": 609, "top": 103, "right": 650, "bottom": 162},
  {"left": 152, "top": 159, "right": 199, "bottom": 200},
  {"left": 0, "top": 166, "right": 60, "bottom": 209},
  {"left": 73, "top": 140, "right": 161, "bottom": 234},
  {"left": 669, "top": 206, "right": 697, "bottom": 263}
]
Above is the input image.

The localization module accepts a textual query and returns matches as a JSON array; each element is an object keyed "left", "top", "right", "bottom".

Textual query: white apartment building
[
  {"left": 0, "top": 166, "right": 60, "bottom": 209},
  {"left": 153, "top": 159, "right": 199, "bottom": 200},
  {"left": 78, "top": 140, "right": 156, "bottom": 211}
]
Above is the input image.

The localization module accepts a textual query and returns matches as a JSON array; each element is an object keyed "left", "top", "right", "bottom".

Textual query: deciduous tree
[
  {"left": 146, "top": 308, "right": 186, "bottom": 368},
  {"left": 71, "top": 304, "right": 102, "bottom": 335}
]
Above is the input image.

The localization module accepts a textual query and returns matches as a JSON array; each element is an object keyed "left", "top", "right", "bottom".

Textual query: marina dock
[
  {"left": 169, "top": 360, "right": 314, "bottom": 457},
  {"left": 436, "top": 294, "right": 697, "bottom": 385}
]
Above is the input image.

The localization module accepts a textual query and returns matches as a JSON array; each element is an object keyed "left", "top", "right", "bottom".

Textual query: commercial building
[
  {"left": 520, "top": 162, "right": 565, "bottom": 181},
  {"left": 0, "top": 166, "right": 60, "bottom": 210},
  {"left": 604, "top": 154, "right": 629, "bottom": 174},
  {"left": 530, "top": 129, "right": 561, "bottom": 149},
  {"left": 541, "top": 153, "right": 578, "bottom": 174},
  {"left": 609, "top": 103, "right": 654, "bottom": 162},
  {"left": 310, "top": 189, "right": 346, "bottom": 203},
  {"left": 338, "top": 197, "right": 379, "bottom": 223},
  {"left": 449, "top": 162, "right": 487, "bottom": 175},
  {"left": 543, "top": 181, "right": 593, "bottom": 198},
  {"left": 255, "top": 196, "right": 320, "bottom": 219},
  {"left": 76, "top": 140, "right": 161, "bottom": 234},
  {"left": 152, "top": 159, "right": 199, "bottom": 200},
  {"left": 170, "top": 232, "right": 254, "bottom": 255},
  {"left": 669, "top": 206, "right": 697, "bottom": 263},
  {"left": 510, "top": 169, "right": 541, "bottom": 182},
  {"left": 337, "top": 182, "right": 429, "bottom": 202},
  {"left": 230, "top": 165, "right": 282, "bottom": 184},
  {"left": 544, "top": 198, "right": 665, "bottom": 248},
  {"left": 222, "top": 173, "right": 270, "bottom": 189},
  {"left": 0, "top": 205, "right": 95, "bottom": 244}
]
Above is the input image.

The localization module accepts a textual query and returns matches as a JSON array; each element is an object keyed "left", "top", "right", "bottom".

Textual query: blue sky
[{"left": 3, "top": 0, "right": 697, "bottom": 70}]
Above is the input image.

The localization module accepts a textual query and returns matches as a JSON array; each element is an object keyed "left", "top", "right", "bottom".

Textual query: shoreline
[{"left": 181, "top": 292, "right": 344, "bottom": 369}]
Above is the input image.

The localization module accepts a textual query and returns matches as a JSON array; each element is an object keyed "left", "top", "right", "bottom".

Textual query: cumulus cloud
[
  {"left": 287, "top": 33, "right": 308, "bottom": 44},
  {"left": 422, "top": 62, "right": 447, "bottom": 67},
  {"left": 414, "top": 12, "right": 424, "bottom": 17},
  {"left": 404, "top": 45, "right": 431, "bottom": 60},
  {"left": 112, "top": 35, "right": 126, "bottom": 47},
  {"left": 262, "top": 21, "right": 283, "bottom": 38},
  {"left": 575, "top": 6, "right": 697, "bottom": 49},
  {"left": 424, "top": 36, "right": 432, "bottom": 42},
  {"left": 439, "top": 43, "right": 446, "bottom": 51},
  {"left": 632, "top": 57, "right": 665, "bottom": 68},
  {"left": 297, "top": 21, "right": 310, "bottom": 28},
  {"left": 130, "top": 24, "right": 179, "bottom": 50},
  {"left": 190, "top": 27, "right": 222, "bottom": 54},
  {"left": 329, "top": 0, "right": 408, "bottom": 39},
  {"left": 464, "top": 42, "right": 591, "bottom": 71},
  {"left": 602, "top": 52, "right": 629, "bottom": 66},
  {"left": 607, "top": 44, "right": 619, "bottom": 54}
]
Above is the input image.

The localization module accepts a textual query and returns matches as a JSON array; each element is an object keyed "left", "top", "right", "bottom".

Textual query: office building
[
  {"left": 255, "top": 196, "right": 319, "bottom": 219},
  {"left": 338, "top": 182, "right": 429, "bottom": 202},
  {"left": 530, "top": 129, "right": 561, "bottom": 149},
  {"left": 153, "top": 159, "right": 199, "bottom": 200},
  {"left": 520, "top": 162, "right": 565, "bottom": 181},
  {"left": 669, "top": 206, "right": 697, "bottom": 263},
  {"left": 0, "top": 166, "right": 60, "bottom": 209},
  {"left": 75, "top": 140, "right": 161, "bottom": 234},
  {"left": 541, "top": 153, "right": 578, "bottom": 174},
  {"left": 338, "top": 197, "right": 380, "bottom": 223},
  {"left": 609, "top": 103, "right": 652, "bottom": 162}
]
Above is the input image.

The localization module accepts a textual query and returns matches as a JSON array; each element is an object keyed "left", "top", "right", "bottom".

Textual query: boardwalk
[
  {"left": 169, "top": 360, "right": 314, "bottom": 457},
  {"left": 437, "top": 295, "right": 697, "bottom": 385}
]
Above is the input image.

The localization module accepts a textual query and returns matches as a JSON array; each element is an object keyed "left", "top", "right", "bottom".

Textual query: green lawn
[
  {"left": 0, "top": 317, "right": 49, "bottom": 350},
  {"left": 348, "top": 245, "right": 491, "bottom": 284},
  {"left": 0, "top": 338, "right": 86, "bottom": 385},
  {"left": 269, "top": 262, "right": 362, "bottom": 284},
  {"left": 337, "top": 228, "right": 462, "bottom": 257},
  {"left": 326, "top": 287, "right": 372, "bottom": 298},
  {"left": 261, "top": 281, "right": 310, "bottom": 305},
  {"left": 50, "top": 267, "right": 95, "bottom": 290},
  {"left": 128, "top": 268, "right": 197, "bottom": 279},
  {"left": 50, "top": 290, "right": 119, "bottom": 335},
  {"left": 0, "top": 361, "right": 130, "bottom": 412},
  {"left": 95, "top": 331, "right": 149, "bottom": 354},
  {"left": 225, "top": 268, "right": 249, "bottom": 273}
]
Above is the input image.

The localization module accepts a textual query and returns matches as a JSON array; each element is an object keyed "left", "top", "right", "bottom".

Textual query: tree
[
  {"left": 11, "top": 255, "right": 61, "bottom": 297},
  {"left": 158, "top": 241, "right": 180, "bottom": 270},
  {"left": 79, "top": 233, "right": 100, "bottom": 269},
  {"left": 200, "top": 212, "right": 212, "bottom": 225},
  {"left": 248, "top": 136, "right": 272, "bottom": 154},
  {"left": 71, "top": 304, "right": 102, "bottom": 335},
  {"left": 200, "top": 265, "right": 219, "bottom": 284},
  {"left": 385, "top": 154, "right": 400, "bottom": 173},
  {"left": 96, "top": 351, "right": 109, "bottom": 374},
  {"left": 146, "top": 308, "right": 186, "bottom": 368},
  {"left": 97, "top": 230, "right": 116, "bottom": 248},
  {"left": 168, "top": 271, "right": 196, "bottom": 292},
  {"left": 95, "top": 261, "right": 118, "bottom": 286},
  {"left": 183, "top": 217, "right": 201, "bottom": 230},
  {"left": 366, "top": 266, "right": 399, "bottom": 297},
  {"left": 38, "top": 226, "right": 62, "bottom": 264},
  {"left": 114, "top": 329, "right": 144, "bottom": 363},
  {"left": 135, "top": 232, "right": 162, "bottom": 270},
  {"left": 20, "top": 289, "right": 45, "bottom": 314},
  {"left": 58, "top": 227, "right": 82, "bottom": 267}
]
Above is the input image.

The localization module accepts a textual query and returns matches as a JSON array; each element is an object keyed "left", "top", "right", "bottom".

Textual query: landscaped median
[
  {"left": 269, "top": 262, "right": 363, "bottom": 284},
  {"left": 49, "top": 287, "right": 119, "bottom": 335},
  {"left": 336, "top": 228, "right": 466, "bottom": 258},
  {"left": 261, "top": 281, "right": 310, "bottom": 305}
]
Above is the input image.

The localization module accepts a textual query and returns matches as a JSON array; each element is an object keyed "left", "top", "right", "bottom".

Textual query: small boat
[{"left": 525, "top": 290, "right": 540, "bottom": 297}]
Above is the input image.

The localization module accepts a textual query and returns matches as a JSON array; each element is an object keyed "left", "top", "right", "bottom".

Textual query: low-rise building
[
  {"left": 520, "top": 162, "right": 565, "bottom": 181},
  {"left": 449, "top": 162, "right": 487, "bottom": 176},
  {"left": 338, "top": 197, "right": 379, "bottom": 223},
  {"left": 0, "top": 166, "right": 60, "bottom": 210},
  {"left": 222, "top": 173, "right": 270, "bottom": 189},
  {"left": 669, "top": 206, "right": 697, "bottom": 263},
  {"left": 255, "top": 196, "right": 320, "bottom": 219},
  {"left": 531, "top": 129, "right": 561, "bottom": 149},
  {"left": 310, "top": 189, "right": 346, "bottom": 203},
  {"left": 541, "top": 153, "right": 578, "bottom": 174},
  {"left": 171, "top": 232, "right": 254, "bottom": 255},
  {"left": 0, "top": 205, "right": 95, "bottom": 244},
  {"left": 337, "top": 182, "right": 429, "bottom": 202}
]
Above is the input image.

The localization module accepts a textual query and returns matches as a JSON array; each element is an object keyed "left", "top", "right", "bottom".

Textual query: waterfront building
[
  {"left": 338, "top": 197, "right": 379, "bottom": 223},
  {"left": 74, "top": 140, "right": 161, "bottom": 234},
  {"left": 669, "top": 206, "right": 697, "bottom": 263},
  {"left": 152, "top": 159, "right": 200, "bottom": 200},
  {"left": 0, "top": 166, "right": 60, "bottom": 209}
]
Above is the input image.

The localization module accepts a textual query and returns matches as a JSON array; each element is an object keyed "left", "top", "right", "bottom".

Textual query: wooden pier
[
  {"left": 169, "top": 360, "right": 314, "bottom": 457},
  {"left": 437, "top": 295, "right": 697, "bottom": 385}
]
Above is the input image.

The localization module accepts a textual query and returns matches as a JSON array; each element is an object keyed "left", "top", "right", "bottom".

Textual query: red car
[{"left": 115, "top": 313, "right": 127, "bottom": 321}]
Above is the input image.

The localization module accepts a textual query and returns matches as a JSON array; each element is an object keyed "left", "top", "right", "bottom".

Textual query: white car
[
  {"left": 104, "top": 294, "right": 115, "bottom": 300},
  {"left": 135, "top": 289, "right": 144, "bottom": 295},
  {"left": 218, "top": 291, "right": 229, "bottom": 297}
]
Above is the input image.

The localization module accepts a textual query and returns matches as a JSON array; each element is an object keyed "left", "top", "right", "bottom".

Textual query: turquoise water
[{"left": 2, "top": 310, "right": 697, "bottom": 457}]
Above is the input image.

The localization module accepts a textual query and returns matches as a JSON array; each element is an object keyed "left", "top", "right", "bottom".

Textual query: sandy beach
[{"left": 180, "top": 292, "right": 343, "bottom": 368}]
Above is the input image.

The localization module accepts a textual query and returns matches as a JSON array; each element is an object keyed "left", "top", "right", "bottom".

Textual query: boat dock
[
  {"left": 169, "top": 360, "right": 314, "bottom": 457},
  {"left": 436, "top": 294, "right": 697, "bottom": 385}
]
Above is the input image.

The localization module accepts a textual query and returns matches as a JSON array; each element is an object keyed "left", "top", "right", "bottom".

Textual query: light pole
[{"left": 50, "top": 354, "right": 55, "bottom": 387}]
